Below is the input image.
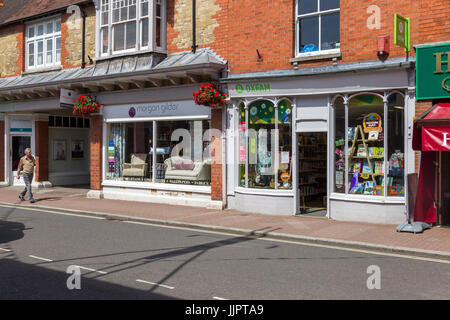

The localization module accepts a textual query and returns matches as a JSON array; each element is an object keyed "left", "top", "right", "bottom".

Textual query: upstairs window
[
  {"left": 26, "top": 18, "right": 61, "bottom": 70},
  {"left": 295, "top": 0, "right": 340, "bottom": 56},
  {"left": 99, "top": 0, "right": 166, "bottom": 57}
]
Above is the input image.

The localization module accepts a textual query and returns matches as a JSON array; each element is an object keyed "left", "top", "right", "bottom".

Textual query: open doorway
[
  {"left": 297, "top": 132, "right": 327, "bottom": 216},
  {"left": 439, "top": 151, "right": 450, "bottom": 226}
]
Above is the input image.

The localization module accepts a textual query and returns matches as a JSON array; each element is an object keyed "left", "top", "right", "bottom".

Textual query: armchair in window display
[
  {"left": 164, "top": 156, "right": 211, "bottom": 182},
  {"left": 122, "top": 154, "right": 148, "bottom": 181}
]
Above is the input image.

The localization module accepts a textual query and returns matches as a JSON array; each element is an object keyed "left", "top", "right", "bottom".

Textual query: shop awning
[{"left": 413, "top": 103, "right": 450, "bottom": 151}]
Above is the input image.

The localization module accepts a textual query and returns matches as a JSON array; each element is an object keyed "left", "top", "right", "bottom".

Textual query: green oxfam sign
[
  {"left": 234, "top": 83, "right": 271, "bottom": 95},
  {"left": 416, "top": 43, "right": 450, "bottom": 100}
]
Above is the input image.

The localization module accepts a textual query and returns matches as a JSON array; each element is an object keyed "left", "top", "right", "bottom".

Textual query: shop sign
[
  {"left": 10, "top": 118, "right": 32, "bottom": 133},
  {"left": 363, "top": 113, "right": 382, "bottom": 133},
  {"left": 233, "top": 83, "right": 271, "bottom": 95},
  {"left": 416, "top": 43, "right": 450, "bottom": 100},
  {"left": 421, "top": 126, "right": 450, "bottom": 151},
  {"left": 103, "top": 100, "right": 211, "bottom": 120},
  {"left": 394, "top": 14, "right": 410, "bottom": 52}
]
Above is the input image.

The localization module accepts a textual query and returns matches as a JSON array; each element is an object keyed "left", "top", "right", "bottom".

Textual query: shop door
[
  {"left": 10, "top": 136, "right": 31, "bottom": 185},
  {"left": 439, "top": 152, "right": 450, "bottom": 225},
  {"left": 297, "top": 132, "right": 328, "bottom": 216}
]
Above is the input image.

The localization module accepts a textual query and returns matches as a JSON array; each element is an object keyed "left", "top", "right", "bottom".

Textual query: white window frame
[
  {"left": 96, "top": 0, "right": 166, "bottom": 59},
  {"left": 25, "top": 17, "right": 61, "bottom": 71},
  {"left": 295, "top": 0, "right": 340, "bottom": 58}
]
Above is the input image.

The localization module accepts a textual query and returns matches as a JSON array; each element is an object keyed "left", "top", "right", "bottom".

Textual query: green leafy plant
[{"left": 72, "top": 95, "right": 100, "bottom": 116}]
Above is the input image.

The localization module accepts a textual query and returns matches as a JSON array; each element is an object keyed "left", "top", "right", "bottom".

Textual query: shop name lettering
[
  {"left": 133, "top": 103, "right": 179, "bottom": 115},
  {"left": 433, "top": 52, "right": 450, "bottom": 93},
  {"left": 235, "top": 83, "right": 271, "bottom": 94}
]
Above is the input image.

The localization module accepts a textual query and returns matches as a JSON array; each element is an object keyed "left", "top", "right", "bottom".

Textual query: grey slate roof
[{"left": 0, "top": 48, "right": 227, "bottom": 91}]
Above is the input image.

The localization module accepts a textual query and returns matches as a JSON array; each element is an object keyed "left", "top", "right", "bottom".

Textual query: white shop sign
[{"left": 104, "top": 100, "right": 211, "bottom": 120}]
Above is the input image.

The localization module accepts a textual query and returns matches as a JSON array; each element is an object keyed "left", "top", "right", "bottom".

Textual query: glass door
[{"left": 10, "top": 136, "right": 32, "bottom": 185}]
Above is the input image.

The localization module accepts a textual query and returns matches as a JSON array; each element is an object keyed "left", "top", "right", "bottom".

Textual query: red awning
[{"left": 413, "top": 103, "right": 450, "bottom": 151}]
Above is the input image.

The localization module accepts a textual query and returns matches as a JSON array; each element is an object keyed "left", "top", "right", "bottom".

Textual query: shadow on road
[
  {"left": 0, "top": 258, "right": 175, "bottom": 300},
  {"left": 0, "top": 220, "right": 25, "bottom": 245}
]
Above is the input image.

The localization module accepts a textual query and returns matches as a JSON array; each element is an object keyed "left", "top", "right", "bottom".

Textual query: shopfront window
[
  {"left": 238, "top": 99, "right": 293, "bottom": 190},
  {"left": 106, "top": 120, "right": 211, "bottom": 185},
  {"left": 333, "top": 92, "right": 405, "bottom": 197}
]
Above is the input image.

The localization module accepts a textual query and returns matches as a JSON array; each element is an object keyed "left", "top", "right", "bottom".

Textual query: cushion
[
  {"left": 131, "top": 154, "right": 146, "bottom": 164},
  {"left": 181, "top": 159, "right": 195, "bottom": 170}
]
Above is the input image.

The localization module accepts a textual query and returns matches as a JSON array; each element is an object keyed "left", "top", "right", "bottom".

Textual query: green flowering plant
[
  {"left": 72, "top": 95, "right": 100, "bottom": 116},
  {"left": 193, "top": 83, "right": 228, "bottom": 108}
]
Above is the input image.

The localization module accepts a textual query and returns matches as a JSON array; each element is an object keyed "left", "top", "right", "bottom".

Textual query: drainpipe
[
  {"left": 191, "top": 0, "right": 197, "bottom": 53},
  {"left": 81, "top": 8, "right": 87, "bottom": 69}
]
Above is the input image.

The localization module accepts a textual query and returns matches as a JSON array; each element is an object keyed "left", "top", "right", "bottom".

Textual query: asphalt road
[{"left": 0, "top": 204, "right": 449, "bottom": 300}]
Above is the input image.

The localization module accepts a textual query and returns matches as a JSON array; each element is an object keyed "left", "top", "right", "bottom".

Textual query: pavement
[{"left": 1, "top": 185, "right": 450, "bottom": 261}]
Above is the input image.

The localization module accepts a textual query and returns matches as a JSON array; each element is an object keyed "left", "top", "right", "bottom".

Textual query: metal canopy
[{"left": 0, "top": 48, "right": 227, "bottom": 102}]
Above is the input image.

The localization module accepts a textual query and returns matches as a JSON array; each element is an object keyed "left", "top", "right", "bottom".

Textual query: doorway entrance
[
  {"left": 438, "top": 151, "right": 450, "bottom": 226},
  {"left": 10, "top": 135, "right": 32, "bottom": 185},
  {"left": 297, "top": 132, "right": 327, "bottom": 216}
]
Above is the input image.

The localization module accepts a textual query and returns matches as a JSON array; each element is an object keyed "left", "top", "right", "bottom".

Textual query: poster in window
[
  {"left": 71, "top": 140, "right": 84, "bottom": 160},
  {"left": 53, "top": 139, "right": 66, "bottom": 160}
]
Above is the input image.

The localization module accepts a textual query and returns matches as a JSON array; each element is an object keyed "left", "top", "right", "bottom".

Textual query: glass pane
[
  {"left": 155, "top": 120, "right": 210, "bottom": 185},
  {"left": 321, "top": 12, "right": 340, "bottom": 50},
  {"left": 126, "top": 21, "right": 136, "bottom": 49},
  {"left": 156, "top": 1, "right": 161, "bottom": 17},
  {"left": 70, "top": 117, "right": 77, "bottom": 128},
  {"left": 129, "top": 3, "right": 136, "bottom": 19},
  {"left": 320, "top": 0, "right": 340, "bottom": 11},
  {"left": 387, "top": 93, "right": 405, "bottom": 197},
  {"left": 334, "top": 96, "right": 345, "bottom": 193},
  {"left": 248, "top": 100, "right": 275, "bottom": 189},
  {"left": 299, "top": 16, "right": 319, "bottom": 53},
  {"left": 55, "top": 116, "right": 62, "bottom": 127},
  {"left": 48, "top": 116, "right": 54, "bottom": 127},
  {"left": 102, "top": 12, "right": 109, "bottom": 25},
  {"left": 156, "top": 18, "right": 161, "bottom": 47},
  {"left": 28, "top": 27, "right": 34, "bottom": 38},
  {"left": 84, "top": 118, "right": 90, "bottom": 128},
  {"left": 113, "top": 8, "right": 120, "bottom": 22},
  {"left": 37, "top": 24, "right": 44, "bottom": 36},
  {"left": 298, "top": 0, "right": 318, "bottom": 15},
  {"left": 11, "top": 136, "right": 31, "bottom": 172},
  {"left": 141, "top": 1, "right": 148, "bottom": 16},
  {"left": 63, "top": 117, "right": 70, "bottom": 127},
  {"left": 141, "top": 18, "right": 148, "bottom": 47},
  {"left": 37, "top": 40, "right": 43, "bottom": 65},
  {"left": 238, "top": 102, "right": 246, "bottom": 187},
  {"left": 114, "top": 24, "right": 125, "bottom": 51},
  {"left": 348, "top": 95, "right": 385, "bottom": 196},
  {"left": 28, "top": 53, "right": 34, "bottom": 67},
  {"left": 102, "top": 28, "right": 109, "bottom": 53},
  {"left": 121, "top": 6, "right": 127, "bottom": 21},
  {"left": 46, "top": 38, "right": 53, "bottom": 63},
  {"left": 55, "top": 36, "right": 61, "bottom": 62},
  {"left": 46, "top": 22, "right": 53, "bottom": 34},
  {"left": 278, "top": 100, "right": 292, "bottom": 190},
  {"left": 55, "top": 20, "right": 61, "bottom": 32}
]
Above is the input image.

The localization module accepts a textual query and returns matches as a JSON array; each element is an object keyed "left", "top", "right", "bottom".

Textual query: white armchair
[{"left": 122, "top": 153, "right": 148, "bottom": 180}]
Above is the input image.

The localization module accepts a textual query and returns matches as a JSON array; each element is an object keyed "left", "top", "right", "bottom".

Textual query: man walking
[{"left": 17, "top": 148, "right": 36, "bottom": 203}]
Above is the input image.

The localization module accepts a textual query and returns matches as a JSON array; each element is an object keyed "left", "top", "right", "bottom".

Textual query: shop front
[
  {"left": 224, "top": 59, "right": 415, "bottom": 224},
  {"left": 412, "top": 42, "right": 450, "bottom": 226}
]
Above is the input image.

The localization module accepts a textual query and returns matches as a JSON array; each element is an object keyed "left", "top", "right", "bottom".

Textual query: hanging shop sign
[
  {"left": 394, "top": 14, "right": 410, "bottom": 52},
  {"left": 363, "top": 113, "right": 382, "bottom": 133},
  {"left": 416, "top": 43, "right": 450, "bottom": 100},
  {"left": 421, "top": 126, "right": 450, "bottom": 151}
]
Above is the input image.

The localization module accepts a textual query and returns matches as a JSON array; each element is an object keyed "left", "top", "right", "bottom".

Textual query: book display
[
  {"left": 298, "top": 132, "right": 327, "bottom": 212},
  {"left": 348, "top": 124, "right": 385, "bottom": 195}
]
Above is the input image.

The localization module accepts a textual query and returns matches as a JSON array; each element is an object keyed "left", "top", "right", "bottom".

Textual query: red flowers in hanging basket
[
  {"left": 72, "top": 95, "right": 100, "bottom": 116},
  {"left": 193, "top": 83, "right": 228, "bottom": 108}
]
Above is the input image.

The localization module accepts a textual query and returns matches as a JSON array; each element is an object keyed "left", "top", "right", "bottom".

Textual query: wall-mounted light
[{"left": 377, "top": 35, "right": 390, "bottom": 61}]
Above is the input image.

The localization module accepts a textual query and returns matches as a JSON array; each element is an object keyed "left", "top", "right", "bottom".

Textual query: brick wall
[
  {"left": 34, "top": 121, "right": 49, "bottom": 182},
  {"left": 210, "top": 108, "right": 222, "bottom": 201},
  {"left": 90, "top": 114, "right": 103, "bottom": 190},
  {"left": 0, "top": 120, "right": 4, "bottom": 182}
]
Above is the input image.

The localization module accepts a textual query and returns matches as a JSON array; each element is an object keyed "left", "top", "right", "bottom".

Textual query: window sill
[
  {"left": 290, "top": 50, "right": 341, "bottom": 66},
  {"left": 95, "top": 48, "right": 167, "bottom": 62},
  {"left": 329, "top": 192, "right": 405, "bottom": 204},
  {"left": 22, "top": 65, "right": 62, "bottom": 76}
]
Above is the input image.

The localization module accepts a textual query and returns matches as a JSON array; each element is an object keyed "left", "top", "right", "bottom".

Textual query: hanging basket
[
  {"left": 72, "top": 95, "right": 100, "bottom": 116},
  {"left": 193, "top": 83, "right": 228, "bottom": 109}
]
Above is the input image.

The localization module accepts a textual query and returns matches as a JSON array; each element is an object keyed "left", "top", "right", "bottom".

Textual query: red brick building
[{"left": 0, "top": 1, "right": 449, "bottom": 224}]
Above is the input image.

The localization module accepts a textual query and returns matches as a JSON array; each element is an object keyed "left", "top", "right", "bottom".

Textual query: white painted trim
[
  {"left": 104, "top": 115, "right": 210, "bottom": 123},
  {"left": 329, "top": 192, "right": 406, "bottom": 204},
  {"left": 294, "top": 48, "right": 341, "bottom": 59},
  {"left": 102, "top": 179, "right": 211, "bottom": 194},
  {"left": 234, "top": 187, "right": 294, "bottom": 197}
]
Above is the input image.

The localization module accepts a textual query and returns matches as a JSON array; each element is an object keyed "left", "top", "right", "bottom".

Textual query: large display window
[
  {"left": 333, "top": 92, "right": 405, "bottom": 197},
  {"left": 238, "top": 99, "right": 293, "bottom": 190},
  {"left": 106, "top": 120, "right": 211, "bottom": 185}
]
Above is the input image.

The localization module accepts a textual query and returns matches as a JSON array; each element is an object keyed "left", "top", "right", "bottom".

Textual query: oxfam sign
[{"left": 234, "top": 83, "right": 271, "bottom": 95}]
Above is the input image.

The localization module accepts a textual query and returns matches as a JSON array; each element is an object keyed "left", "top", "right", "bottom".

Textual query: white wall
[{"left": 48, "top": 128, "right": 90, "bottom": 186}]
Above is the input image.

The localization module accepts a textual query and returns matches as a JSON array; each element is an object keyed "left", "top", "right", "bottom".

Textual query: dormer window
[{"left": 98, "top": 0, "right": 166, "bottom": 58}]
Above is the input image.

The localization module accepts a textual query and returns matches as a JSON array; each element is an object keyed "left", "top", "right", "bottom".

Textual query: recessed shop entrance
[{"left": 297, "top": 132, "right": 327, "bottom": 216}]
